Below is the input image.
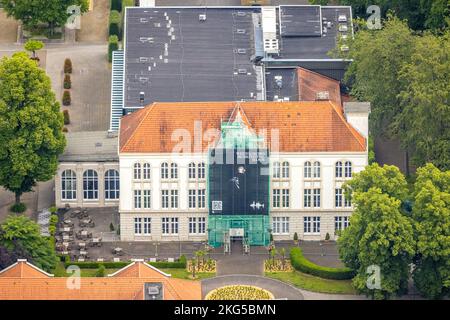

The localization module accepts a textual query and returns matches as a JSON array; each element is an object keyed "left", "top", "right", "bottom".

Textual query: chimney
[{"left": 343, "top": 102, "right": 371, "bottom": 139}]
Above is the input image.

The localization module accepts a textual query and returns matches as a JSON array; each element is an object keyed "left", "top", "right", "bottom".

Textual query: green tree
[
  {"left": 0, "top": 215, "right": 57, "bottom": 272},
  {"left": 397, "top": 33, "right": 450, "bottom": 170},
  {"left": 337, "top": 15, "right": 414, "bottom": 137},
  {"left": 339, "top": 188, "right": 415, "bottom": 299},
  {"left": 411, "top": 164, "right": 450, "bottom": 299},
  {"left": 0, "top": 0, "right": 88, "bottom": 32},
  {"left": 24, "top": 40, "right": 44, "bottom": 59},
  {"left": 339, "top": 163, "right": 415, "bottom": 299},
  {"left": 0, "top": 52, "right": 66, "bottom": 205},
  {"left": 343, "top": 163, "right": 409, "bottom": 202},
  {"left": 339, "top": 0, "right": 450, "bottom": 31}
]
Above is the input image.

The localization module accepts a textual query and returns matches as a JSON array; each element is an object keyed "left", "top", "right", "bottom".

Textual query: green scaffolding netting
[{"left": 208, "top": 215, "right": 270, "bottom": 247}]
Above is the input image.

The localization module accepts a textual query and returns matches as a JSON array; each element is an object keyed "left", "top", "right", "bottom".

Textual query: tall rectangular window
[
  {"left": 188, "top": 190, "right": 196, "bottom": 209},
  {"left": 134, "top": 217, "right": 142, "bottom": 235},
  {"left": 198, "top": 189, "right": 206, "bottom": 208},
  {"left": 313, "top": 189, "right": 321, "bottom": 208},
  {"left": 189, "top": 217, "right": 197, "bottom": 234},
  {"left": 161, "top": 190, "right": 169, "bottom": 209},
  {"left": 281, "top": 189, "right": 290, "bottom": 208},
  {"left": 143, "top": 190, "right": 151, "bottom": 209},
  {"left": 304, "top": 189, "right": 312, "bottom": 208},
  {"left": 273, "top": 217, "right": 289, "bottom": 234},
  {"left": 335, "top": 216, "right": 350, "bottom": 232},
  {"left": 335, "top": 188, "right": 343, "bottom": 208},
  {"left": 134, "top": 190, "right": 142, "bottom": 209},
  {"left": 304, "top": 216, "right": 320, "bottom": 234},
  {"left": 198, "top": 217, "right": 206, "bottom": 234},
  {"left": 162, "top": 217, "right": 169, "bottom": 234},
  {"left": 143, "top": 217, "right": 151, "bottom": 234},
  {"left": 272, "top": 189, "right": 280, "bottom": 208},
  {"left": 170, "top": 190, "right": 178, "bottom": 208},
  {"left": 171, "top": 217, "right": 179, "bottom": 234}
]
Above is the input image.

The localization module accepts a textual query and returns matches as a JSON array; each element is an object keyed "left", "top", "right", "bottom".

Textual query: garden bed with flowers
[{"left": 205, "top": 285, "right": 274, "bottom": 300}]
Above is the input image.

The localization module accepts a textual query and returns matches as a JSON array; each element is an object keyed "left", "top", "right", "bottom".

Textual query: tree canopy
[
  {"left": 338, "top": 0, "right": 450, "bottom": 31},
  {"left": 0, "top": 0, "right": 89, "bottom": 30},
  {"left": 0, "top": 215, "right": 57, "bottom": 272},
  {"left": 411, "top": 164, "right": 450, "bottom": 299},
  {"left": 338, "top": 16, "right": 450, "bottom": 170},
  {"left": 339, "top": 163, "right": 415, "bottom": 299},
  {"left": 0, "top": 52, "right": 66, "bottom": 204}
]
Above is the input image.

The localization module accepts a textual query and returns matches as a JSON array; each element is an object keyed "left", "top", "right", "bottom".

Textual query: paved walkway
[
  {"left": 214, "top": 242, "right": 265, "bottom": 276},
  {"left": 202, "top": 275, "right": 305, "bottom": 300}
]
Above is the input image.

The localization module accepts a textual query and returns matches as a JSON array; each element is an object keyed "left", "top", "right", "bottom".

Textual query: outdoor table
[
  {"left": 62, "top": 227, "right": 71, "bottom": 232},
  {"left": 97, "top": 258, "right": 104, "bottom": 262},
  {"left": 61, "top": 251, "right": 69, "bottom": 255},
  {"left": 78, "top": 242, "right": 86, "bottom": 248},
  {"left": 78, "top": 257, "right": 85, "bottom": 262},
  {"left": 62, "top": 235, "right": 72, "bottom": 241},
  {"left": 113, "top": 247, "right": 123, "bottom": 256},
  {"left": 79, "top": 250, "right": 88, "bottom": 256}
]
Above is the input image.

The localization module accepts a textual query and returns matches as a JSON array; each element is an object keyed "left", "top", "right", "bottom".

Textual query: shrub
[
  {"left": 62, "top": 127, "right": 69, "bottom": 133},
  {"left": 64, "top": 74, "right": 71, "bottom": 89},
  {"left": 111, "top": 0, "right": 122, "bottom": 12},
  {"left": 290, "top": 248, "right": 355, "bottom": 280},
  {"left": 109, "top": 10, "right": 122, "bottom": 39},
  {"left": 122, "top": 0, "right": 134, "bottom": 12},
  {"left": 108, "top": 35, "right": 119, "bottom": 62},
  {"left": 325, "top": 232, "right": 330, "bottom": 241},
  {"left": 109, "top": 10, "right": 121, "bottom": 24},
  {"left": 293, "top": 232, "right": 298, "bottom": 241},
  {"left": 63, "top": 110, "right": 70, "bottom": 125},
  {"left": 10, "top": 203, "right": 26, "bottom": 213},
  {"left": 64, "top": 58, "right": 72, "bottom": 74},
  {"left": 96, "top": 264, "right": 106, "bottom": 277},
  {"left": 64, "top": 257, "right": 187, "bottom": 270},
  {"left": 49, "top": 206, "right": 58, "bottom": 214},
  {"left": 62, "top": 91, "right": 71, "bottom": 106},
  {"left": 109, "top": 222, "right": 115, "bottom": 231}
]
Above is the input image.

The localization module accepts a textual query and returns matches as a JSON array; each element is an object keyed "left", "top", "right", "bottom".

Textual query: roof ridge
[{"left": 328, "top": 101, "right": 366, "bottom": 151}]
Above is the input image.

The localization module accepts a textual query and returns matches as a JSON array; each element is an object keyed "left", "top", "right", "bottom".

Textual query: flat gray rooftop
[
  {"left": 277, "top": 6, "right": 352, "bottom": 59},
  {"left": 265, "top": 67, "right": 298, "bottom": 102},
  {"left": 125, "top": 7, "right": 262, "bottom": 109},
  {"left": 59, "top": 131, "right": 119, "bottom": 162}
]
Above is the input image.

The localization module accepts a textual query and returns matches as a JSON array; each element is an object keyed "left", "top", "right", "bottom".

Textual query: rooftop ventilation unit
[
  {"left": 275, "top": 75, "right": 283, "bottom": 89},
  {"left": 262, "top": 7, "right": 279, "bottom": 55},
  {"left": 237, "top": 11, "right": 246, "bottom": 17},
  {"left": 139, "top": 92, "right": 145, "bottom": 105},
  {"left": 139, "top": 57, "right": 149, "bottom": 63},
  {"left": 140, "top": 18, "right": 148, "bottom": 23},
  {"left": 199, "top": 14, "right": 206, "bottom": 21},
  {"left": 236, "top": 49, "right": 247, "bottom": 54},
  {"left": 236, "top": 29, "right": 246, "bottom": 34},
  {"left": 338, "top": 15, "right": 347, "bottom": 23},
  {"left": 238, "top": 69, "right": 247, "bottom": 74},
  {"left": 316, "top": 91, "right": 330, "bottom": 101}
]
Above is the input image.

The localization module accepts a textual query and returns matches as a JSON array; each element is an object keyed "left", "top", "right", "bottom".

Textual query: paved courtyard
[
  {"left": 0, "top": 10, "right": 19, "bottom": 43},
  {"left": 77, "top": 0, "right": 110, "bottom": 43}
]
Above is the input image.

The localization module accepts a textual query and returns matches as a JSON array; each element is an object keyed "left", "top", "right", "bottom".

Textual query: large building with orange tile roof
[
  {"left": 117, "top": 100, "right": 370, "bottom": 245},
  {"left": 0, "top": 259, "right": 201, "bottom": 300}
]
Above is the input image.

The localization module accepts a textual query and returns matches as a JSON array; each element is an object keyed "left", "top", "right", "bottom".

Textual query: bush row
[
  {"left": 290, "top": 247, "right": 355, "bottom": 280},
  {"left": 108, "top": 35, "right": 119, "bottom": 62},
  {"left": 64, "top": 256, "right": 187, "bottom": 270}
]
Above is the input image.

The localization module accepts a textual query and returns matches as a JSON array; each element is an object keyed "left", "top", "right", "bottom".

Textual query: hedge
[
  {"left": 63, "top": 110, "right": 70, "bottom": 125},
  {"left": 290, "top": 248, "right": 355, "bottom": 280},
  {"left": 108, "top": 35, "right": 119, "bottom": 62},
  {"left": 110, "top": 0, "right": 122, "bottom": 12},
  {"left": 64, "top": 256, "right": 187, "bottom": 270},
  {"left": 122, "top": 0, "right": 134, "bottom": 13}
]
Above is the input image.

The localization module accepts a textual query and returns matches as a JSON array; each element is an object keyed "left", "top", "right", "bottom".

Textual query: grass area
[
  {"left": 266, "top": 271, "right": 357, "bottom": 295},
  {"left": 53, "top": 263, "right": 215, "bottom": 280},
  {"left": 160, "top": 268, "right": 216, "bottom": 281}
]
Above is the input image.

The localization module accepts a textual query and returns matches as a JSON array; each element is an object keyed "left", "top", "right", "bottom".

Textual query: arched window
[
  {"left": 161, "top": 162, "right": 169, "bottom": 179},
  {"left": 344, "top": 161, "right": 352, "bottom": 178},
  {"left": 61, "top": 170, "right": 76, "bottom": 200},
  {"left": 282, "top": 161, "right": 290, "bottom": 178},
  {"left": 273, "top": 162, "right": 280, "bottom": 178},
  {"left": 188, "top": 162, "right": 196, "bottom": 179},
  {"left": 170, "top": 163, "right": 178, "bottom": 179},
  {"left": 83, "top": 170, "right": 98, "bottom": 199},
  {"left": 143, "top": 163, "right": 151, "bottom": 180},
  {"left": 304, "top": 161, "right": 312, "bottom": 178},
  {"left": 105, "top": 169, "right": 120, "bottom": 200},
  {"left": 133, "top": 163, "right": 141, "bottom": 180},
  {"left": 313, "top": 161, "right": 321, "bottom": 178},
  {"left": 198, "top": 162, "right": 206, "bottom": 179},
  {"left": 335, "top": 161, "right": 343, "bottom": 178}
]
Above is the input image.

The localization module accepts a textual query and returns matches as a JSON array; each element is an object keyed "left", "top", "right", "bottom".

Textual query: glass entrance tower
[{"left": 207, "top": 108, "right": 270, "bottom": 247}]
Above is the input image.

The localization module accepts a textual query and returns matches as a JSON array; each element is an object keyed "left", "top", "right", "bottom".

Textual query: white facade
[{"left": 119, "top": 151, "right": 367, "bottom": 242}]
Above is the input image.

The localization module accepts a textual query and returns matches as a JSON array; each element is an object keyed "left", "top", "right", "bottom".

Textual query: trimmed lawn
[
  {"left": 160, "top": 268, "right": 216, "bottom": 280},
  {"left": 266, "top": 271, "right": 357, "bottom": 295}
]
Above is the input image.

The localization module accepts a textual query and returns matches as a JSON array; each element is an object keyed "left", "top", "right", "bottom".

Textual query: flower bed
[
  {"left": 264, "top": 259, "right": 293, "bottom": 272},
  {"left": 205, "top": 285, "right": 274, "bottom": 300},
  {"left": 187, "top": 259, "right": 216, "bottom": 273}
]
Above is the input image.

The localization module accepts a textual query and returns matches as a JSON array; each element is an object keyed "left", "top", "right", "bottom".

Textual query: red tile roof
[
  {"left": 297, "top": 67, "right": 342, "bottom": 106},
  {"left": 119, "top": 101, "right": 366, "bottom": 154},
  {"left": 0, "top": 260, "right": 201, "bottom": 300}
]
